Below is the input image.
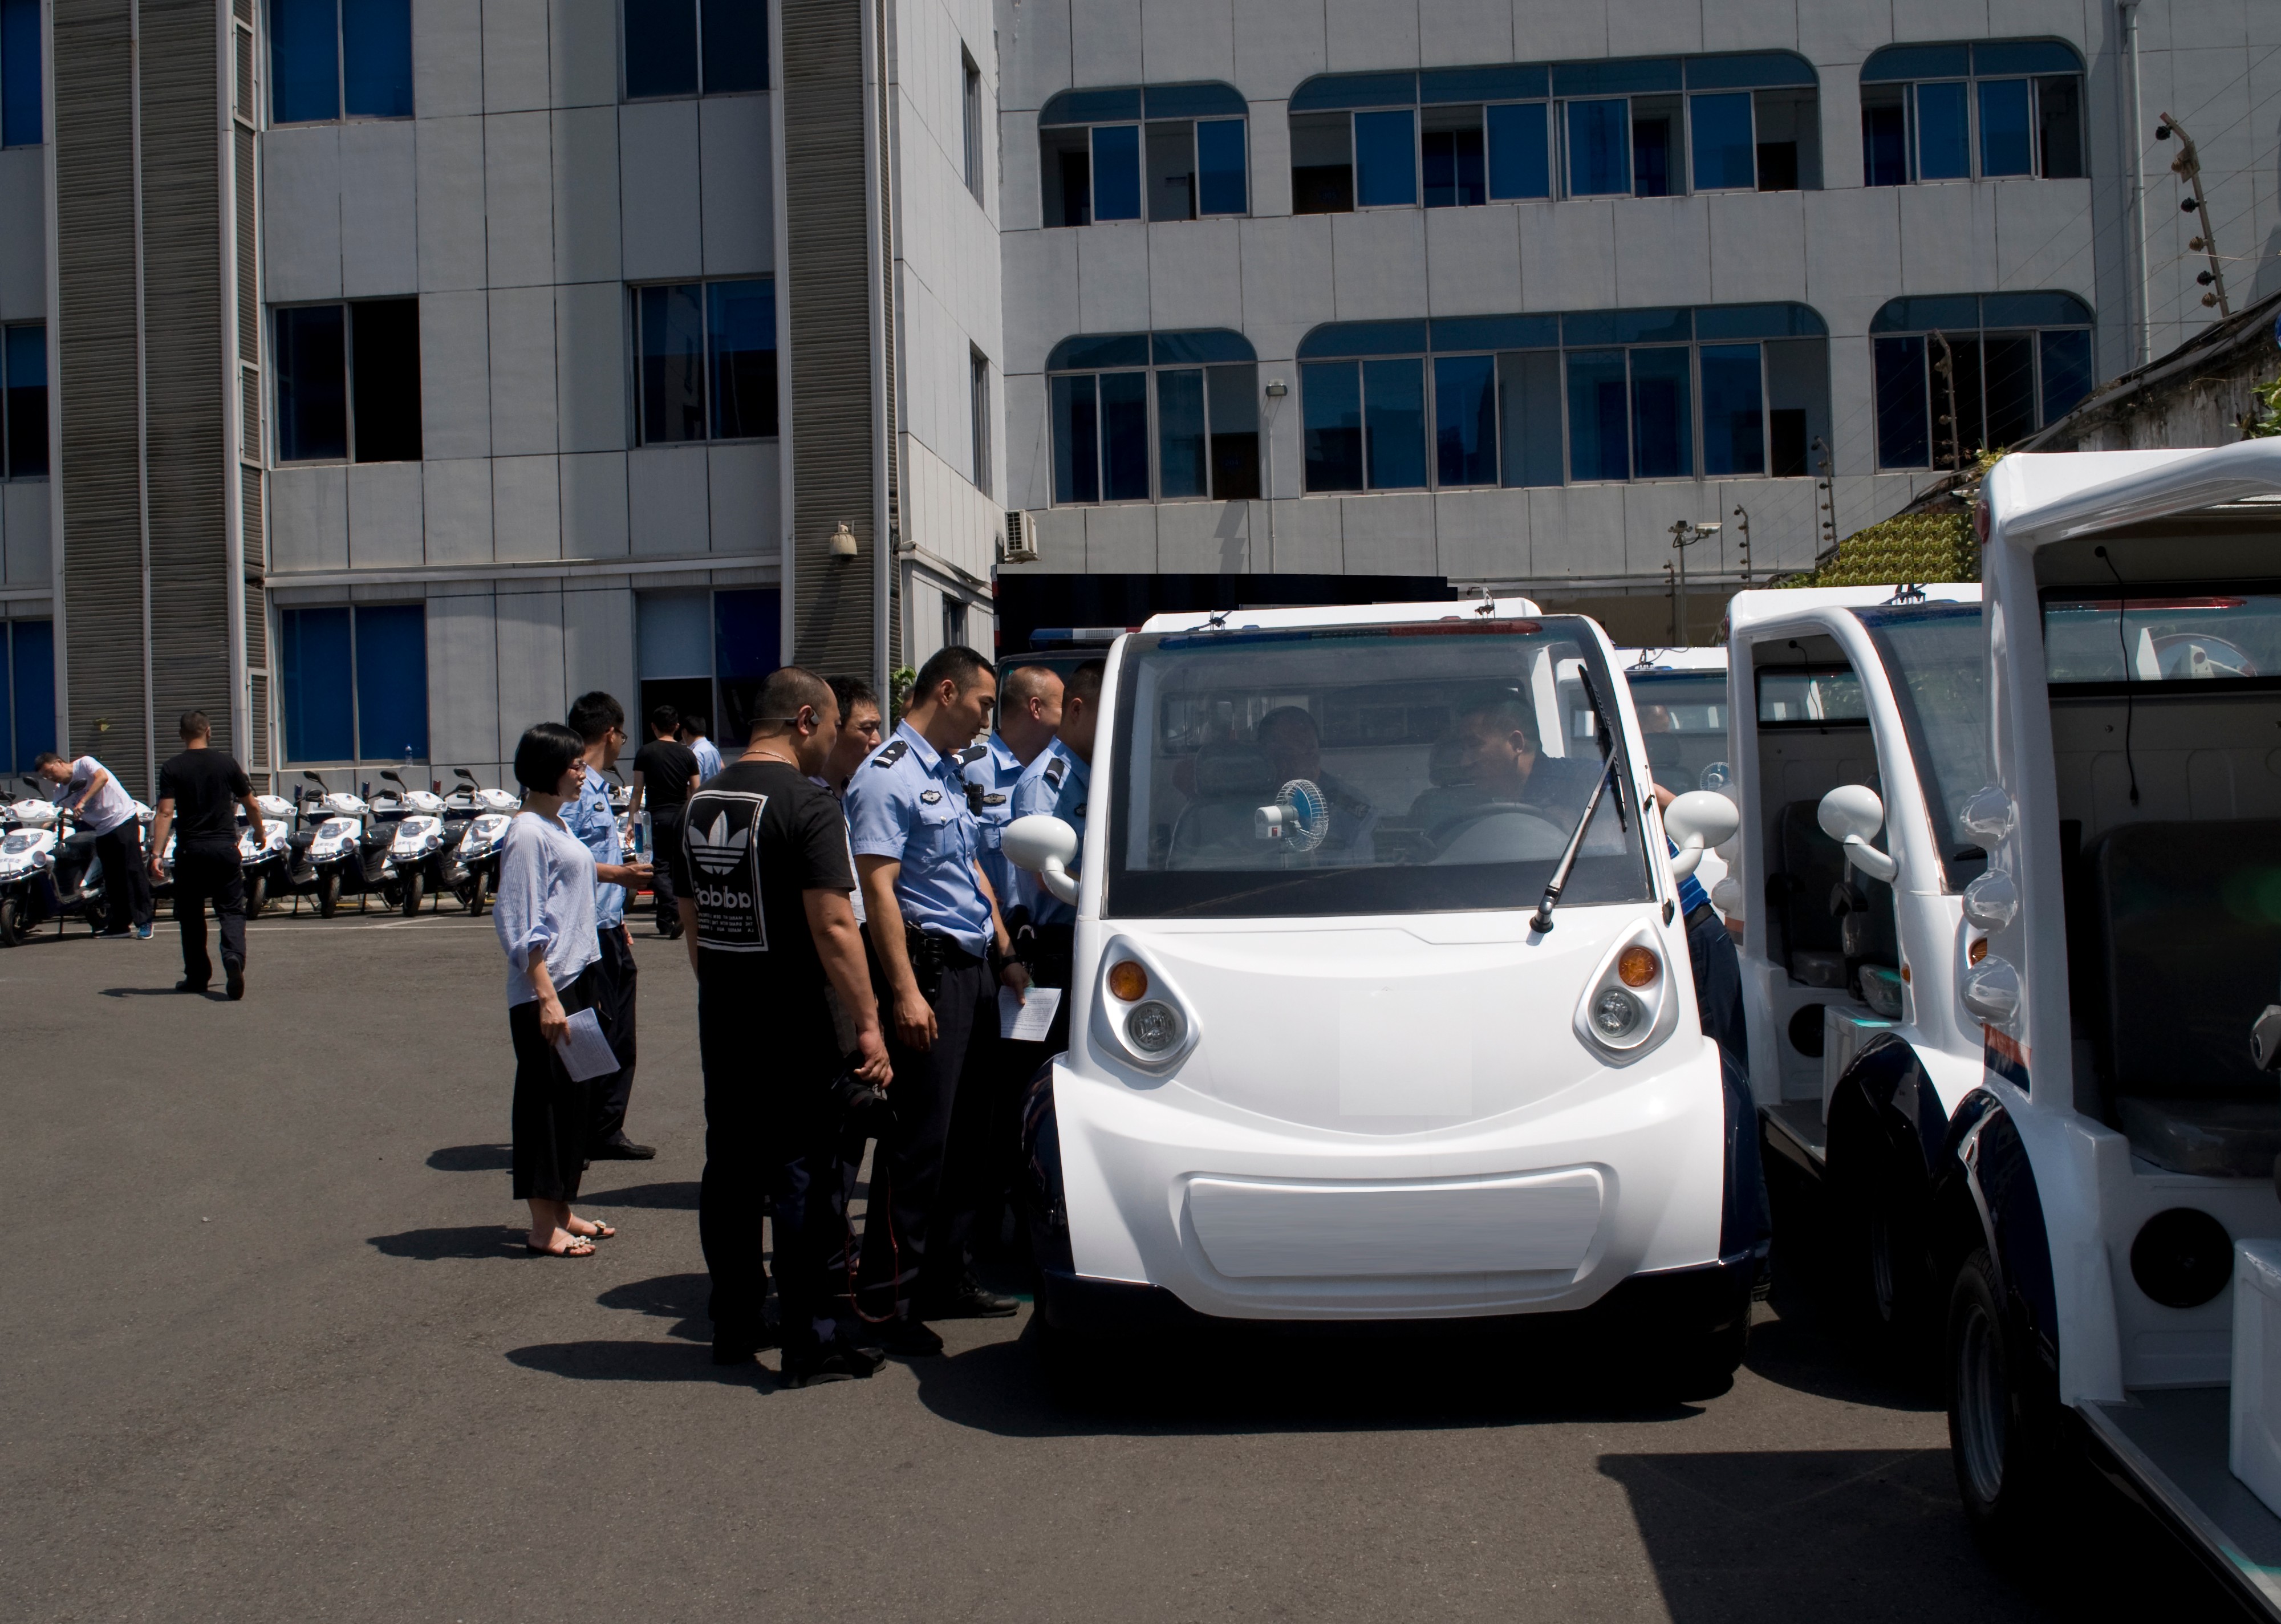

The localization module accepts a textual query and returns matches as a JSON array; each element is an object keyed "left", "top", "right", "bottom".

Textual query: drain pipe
[{"left": 2121, "top": 1, "right": 2152, "bottom": 366}]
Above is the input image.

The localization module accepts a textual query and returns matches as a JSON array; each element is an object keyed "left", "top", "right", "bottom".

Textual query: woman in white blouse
[{"left": 495, "top": 722, "right": 618, "bottom": 1257}]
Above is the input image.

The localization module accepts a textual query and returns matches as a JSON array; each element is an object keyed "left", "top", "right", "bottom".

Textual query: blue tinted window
[
  {"left": 1156, "top": 369, "right": 1207, "bottom": 498},
  {"left": 1914, "top": 81, "right": 1969, "bottom": 179},
  {"left": 5, "top": 322, "right": 46, "bottom": 478},
  {"left": 1363, "top": 358, "right": 1425, "bottom": 488},
  {"left": 9, "top": 618, "right": 52, "bottom": 770},
  {"left": 282, "top": 607, "right": 355, "bottom": 762},
  {"left": 1689, "top": 91, "right": 1755, "bottom": 189},
  {"left": 2039, "top": 328, "right": 2093, "bottom": 422},
  {"left": 1100, "top": 370, "right": 1150, "bottom": 499},
  {"left": 1629, "top": 347, "right": 1692, "bottom": 478},
  {"left": 638, "top": 283, "right": 705, "bottom": 444},
  {"left": 625, "top": 0, "right": 699, "bottom": 97},
  {"left": 1433, "top": 355, "right": 1496, "bottom": 486},
  {"left": 1567, "top": 350, "right": 1629, "bottom": 480},
  {"left": 1698, "top": 343, "right": 1764, "bottom": 475},
  {"left": 341, "top": 0, "right": 411, "bottom": 117},
  {"left": 1422, "top": 122, "right": 1484, "bottom": 208},
  {"left": 1978, "top": 78, "right": 2031, "bottom": 176},
  {"left": 272, "top": 0, "right": 340, "bottom": 123},
  {"left": 1486, "top": 102, "right": 1549, "bottom": 199},
  {"left": 353, "top": 604, "right": 427, "bottom": 761},
  {"left": 712, "top": 588, "right": 779, "bottom": 681},
  {"left": 2, "top": 0, "right": 41, "bottom": 147},
  {"left": 1302, "top": 362, "right": 1363, "bottom": 492},
  {"left": 1052, "top": 374, "right": 1099, "bottom": 503},
  {"left": 1197, "top": 119, "right": 1247, "bottom": 214},
  {"left": 707, "top": 278, "right": 776, "bottom": 438},
  {"left": 1091, "top": 124, "right": 1141, "bottom": 220},
  {"left": 703, "top": 0, "right": 769, "bottom": 93},
  {"left": 1566, "top": 99, "right": 1630, "bottom": 196},
  {"left": 1873, "top": 336, "right": 1930, "bottom": 468},
  {"left": 1354, "top": 109, "right": 1417, "bottom": 206},
  {"left": 276, "top": 305, "right": 347, "bottom": 461},
  {"left": 1862, "top": 101, "right": 1907, "bottom": 186},
  {"left": 1497, "top": 351, "right": 1562, "bottom": 488}
]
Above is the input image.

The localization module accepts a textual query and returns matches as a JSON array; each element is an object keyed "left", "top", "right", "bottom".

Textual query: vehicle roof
[
  {"left": 1726, "top": 582, "right": 1982, "bottom": 638},
  {"left": 1616, "top": 646, "right": 1727, "bottom": 673},
  {"left": 1987, "top": 443, "right": 2281, "bottom": 552},
  {"left": 1140, "top": 596, "right": 1544, "bottom": 632}
]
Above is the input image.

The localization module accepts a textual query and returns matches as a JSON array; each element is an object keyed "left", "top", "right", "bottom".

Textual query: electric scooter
[
  {"left": 0, "top": 789, "right": 111, "bottom": 945},
  {"left": 374, "top": 770, "right": 457, "bottom": 916},
  {"left": 442, "top": 768, "right": 517, "bottom": 915}
]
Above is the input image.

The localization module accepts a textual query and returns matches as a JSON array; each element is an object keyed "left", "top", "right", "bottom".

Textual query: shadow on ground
[
  {"left": 578, "top": 1180, "right": 700, "bottom": 1210},
  {"left": 596, "top": 1272, "right": 713, "bottom": 1343},
  {"left": 427, "top": 1143, "right": 513, "bottom": 1172},
  {"left": 367, "top": 1224, "right": 524, "bottom": 1260},
  {"left": 505, "top": 1341, "right": 765, "bottom": 1384}
]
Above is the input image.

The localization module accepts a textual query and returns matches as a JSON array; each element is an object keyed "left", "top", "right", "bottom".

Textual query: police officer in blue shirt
[
  {"left": 845, "top": 645, "right": 1029, "bottom": 1351},
  {"left": 1651, "top": 782, "right": 1747, "bottom": 1073},
  {"left": 1008, "top": 659, "right": 1101, "bottom": 1010},
  {"left": 963, "top": 663, "right": 1064, "bottom": 915},
  {"left": 566, "top": 692, "right": 656, "bottom": 1158}
]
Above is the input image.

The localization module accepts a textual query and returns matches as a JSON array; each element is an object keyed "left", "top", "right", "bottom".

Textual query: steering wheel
[{"left": 1427, "top": 802, "right": 1547, "bottom": 846}]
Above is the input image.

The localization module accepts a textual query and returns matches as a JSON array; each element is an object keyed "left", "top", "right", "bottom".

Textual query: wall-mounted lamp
[
  {"left": 828, "top": 522, "right": 858, "bottom": 560},
  {"left": 1263, "top": 379, "right": 1288, "bottom": 398}
]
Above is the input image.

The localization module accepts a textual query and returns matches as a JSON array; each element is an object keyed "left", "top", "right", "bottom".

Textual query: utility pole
[
  {"left": 1663, "top": 561, "right": 1679, "bottom": 645},
  {"left": 1669, "top": 519, "right": 1718, "bottom": 645},
  {"left": 1931, "top": 331, "right": 1963, "bottom": 471},
  {"left": 1731, "top": 505, "right": 1753, "bottom": 583},
  {"left": 1813, "top": 438, "right": 1838, "bottom": 555},
  {"left": 2157, "top": 113, "right": 2230, "bottom": 315}
]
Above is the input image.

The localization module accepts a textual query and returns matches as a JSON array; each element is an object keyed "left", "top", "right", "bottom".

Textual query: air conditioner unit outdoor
[{"left": 1002, "top": 510, "right": 1040, "bottom": 563}]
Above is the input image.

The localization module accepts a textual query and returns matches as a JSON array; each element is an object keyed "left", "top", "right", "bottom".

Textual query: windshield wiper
[{"left": 1529, "top": 669, "right": 1625, "bottom": 933}]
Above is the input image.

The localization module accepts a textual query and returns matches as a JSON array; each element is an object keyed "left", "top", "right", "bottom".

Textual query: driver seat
[{"left": 1168, "top": 744, "right": 1277, "bottom": 866}]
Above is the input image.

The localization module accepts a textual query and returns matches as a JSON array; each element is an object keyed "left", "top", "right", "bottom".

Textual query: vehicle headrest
[{"left": 1191, "top": 743, "right": 1277, "bottom": 798}]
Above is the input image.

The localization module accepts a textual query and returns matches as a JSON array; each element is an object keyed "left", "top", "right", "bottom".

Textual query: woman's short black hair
[{"left": 513, "top": 722, "right": 586, "bottom": 794}]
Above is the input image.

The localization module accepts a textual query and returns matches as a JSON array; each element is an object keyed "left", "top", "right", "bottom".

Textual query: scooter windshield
[{"left": 1105, "top": 616, "right": 1652, "bottom": 919}]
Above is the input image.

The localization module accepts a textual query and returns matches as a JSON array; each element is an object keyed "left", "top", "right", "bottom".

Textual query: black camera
[{"left": 829, "top": 1067, "right": 895, "bottom": 1160}]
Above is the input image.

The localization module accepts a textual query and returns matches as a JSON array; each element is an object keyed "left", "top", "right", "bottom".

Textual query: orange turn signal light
[
  {"left": 1969, "top": 937, "right": 1988, "bottom": 965},
  {"left": 1107, "top": 960, "right": 1150, "bottom": 1001},
  {"left": 1617, "top": 945, "right": 1660, "bottom": 988}
]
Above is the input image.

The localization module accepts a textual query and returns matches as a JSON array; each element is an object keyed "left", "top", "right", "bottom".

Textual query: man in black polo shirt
[
  {"left": 628, "top": 704, "right": 700, "bottom": 938},
  {"left": 148, "top": 710, "right": 265, "bottom": 1000}
]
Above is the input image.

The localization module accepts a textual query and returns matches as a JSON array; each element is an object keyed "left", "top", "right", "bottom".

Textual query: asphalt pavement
[{"left": 0, "top": 900, "right": 2251, "bottom": 1622}]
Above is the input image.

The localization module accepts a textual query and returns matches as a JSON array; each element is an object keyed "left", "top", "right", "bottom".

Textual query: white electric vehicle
[
  {"left": 1933, "top": 445, "right": 2281, "bottom": 1613},
  {"left": 1001, "top": 599, "right": 1760, "bottom": 1391},
  {"left": 1715, "top": 586, "right": 1988, "bottom": 1345}
]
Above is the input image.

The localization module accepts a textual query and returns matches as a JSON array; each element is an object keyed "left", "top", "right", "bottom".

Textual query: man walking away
[
  {"left": 845, "top": 645, "right": 1030, "bottom": 1351},
  {"left": 673, "top": 665, "right": 892, "bottom": 1386},
  {"left": 627, "top": 705, "right": 699, "bottom": 937},
  {"left": 680, "top": 713, "right": 725, "bottom": 782},
  {"left": 566, "top": 693, "right": 657, "bottom": 1160},
  {"left": 33, "top": 749, "right": 152, "bottom": 939},
  {"left": 148, "top": 712, "right": 262, "bottom": 997}
]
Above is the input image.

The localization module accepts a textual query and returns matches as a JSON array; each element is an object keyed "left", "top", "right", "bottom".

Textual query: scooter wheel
[
  {"left": 0, "top": 896, "right": 19, "bottom": 947},
  {"left": 245, "top": 876, "right": 267, "bottom": 920},
  {"left": 461, "top": 874, "right": 488, "bottom": 916},
  {"left": 400, "top": 872, "right": 424, "bottom": 917},
  {"left": 316, "top": 872, "right": 341, "bottom": 918}
]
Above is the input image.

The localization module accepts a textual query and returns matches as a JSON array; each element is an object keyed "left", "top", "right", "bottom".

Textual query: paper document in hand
[
  {"left": 554, "top": 1008, "right": 620, "bottom": 1081},
  {"left": 999, "top": 985, "right": 1063, "bottom": 1042}
]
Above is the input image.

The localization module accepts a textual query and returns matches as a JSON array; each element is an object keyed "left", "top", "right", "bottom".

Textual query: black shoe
[
  {"left": 174, "top": 979, "right": 208, "bottom": 994},
  {"left": 225, "top": 971, "right": 245, "bottom": 1001},
  {"left": 781, "top": 1336, "right": 886, "bottom": 1387},
  {"left": 589, "top": 1140, "right": 656, "bottom": 1160},
  {"left": 712, "top": 1321, "right": 780, "bottom": 1365},
  {"left": 874, "top": 1318, "right": 944, "bottom": 1357},
  {"left": 923, "top": 1274, "right": 1020, "bottom": 1320}
]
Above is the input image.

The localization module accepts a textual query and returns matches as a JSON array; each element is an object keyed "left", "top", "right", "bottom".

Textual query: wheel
[
  {"left": 83, "top": 894, "right": 108, "bottom": 935},
  {"left": 316, "top": 871, "right": 341, "bottom": 918},
  {"left": 399, "top": 871, "right": 423, "bottom": 917},
  {"left": 1649, "top": 1309, "right": 1750, "bottom": 1402},
  {"left": 245, "top": 875, "right": 266, "bottom": 920},
  {"left": 1831, "top": 1130, "right": 1931, "bottom": 1358},
  {"left": 0, "top": 895, "right": 19, "bottom": 947},
  {"left": 1946, "top": 1245, "right": 2064, "bottom": 1544},
  {"left": 465, "top": 872, "right": 488, "bottom": 916}
]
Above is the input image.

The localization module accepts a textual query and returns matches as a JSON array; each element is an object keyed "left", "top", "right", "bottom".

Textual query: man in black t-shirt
[
  {"left": 628, "top": 704, "right": 700, "bottom": 938},
  {"left": 669, "top": 666, "right": 893, "bottom": 1386},
  {"left": 148, "top": 709, "right": 265, "bottom": 999}
]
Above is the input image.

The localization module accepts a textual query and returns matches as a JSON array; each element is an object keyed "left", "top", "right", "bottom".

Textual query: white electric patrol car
[
  {"left": 1003, "top": 599, "right": 1758, "bottom": 1391},
  {"left": 1938, "top": 444, "right": 2281, "bottom": 1614}
]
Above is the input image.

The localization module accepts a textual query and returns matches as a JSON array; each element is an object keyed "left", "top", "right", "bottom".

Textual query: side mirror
[
  {"left": 1002, "top": 813, "right": 1080, "bottom": 905},
  {"left": 1818, "top": 784, "right": 1897, "bottom": 884},
  {"left": 1664, "top": 790, "right": 1740, "bottom": 881}
]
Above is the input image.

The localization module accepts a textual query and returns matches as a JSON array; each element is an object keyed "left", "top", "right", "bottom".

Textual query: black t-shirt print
[
  {"left": 634, "top": 738, "right": 701, "bottom": 808},
  {"left": 669, "top": 761, "right": 855, "bottom": 993},
  {"left": 157, "top": 749, "right": 252, "bottom": 853}
]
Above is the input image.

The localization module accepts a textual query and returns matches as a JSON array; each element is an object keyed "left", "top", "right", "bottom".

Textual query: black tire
[
  {"left": 1652, "top": 1309, "right": 1750, "bottom": 1402},
  {"left": 467, "top": 872, "right": 488, "bottom": 917},
  {"left": 399, "top": 871, "right": 424, "bottom": 917},
  {"left": 1946, "top": 1245, "right": 2063, "bottom": 1545},
  {"left": 245, "top": 875, "right": 266, "bottom": 920},
  {"left": 316, "top": 871, "right": 341, "bottom": 919},
  {"left": 1834, "top": 1144, "right": 1930, "bottom": 1359},
  {"left": 0, "top": 895, "right": 18, "bottom": 947}
]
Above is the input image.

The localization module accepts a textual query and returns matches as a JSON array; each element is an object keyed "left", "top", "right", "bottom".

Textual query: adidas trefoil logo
[{"left": 687, "top": 809, "right": 750, "bottom": 874}]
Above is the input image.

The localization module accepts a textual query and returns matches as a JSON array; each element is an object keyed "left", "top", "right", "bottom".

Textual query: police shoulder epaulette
[
  {"left": 1044, "top": 755, "right": 1069, "bottom": 787},
  {"left": 871, "top": 739, "right": 909, "bottom": 768},
  {"left": 956, "top": 742, "right": 988, "bottom": 765}
]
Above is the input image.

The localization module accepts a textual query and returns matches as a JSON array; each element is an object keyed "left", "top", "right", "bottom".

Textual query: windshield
[
  {"left": 2043, "top": 588, "right": 2281, "bottom": 685},
  {"left": 1105, "top": 617, "right": 1650, "bottom": 919},
  {"left": 1857, "top": 602, "right": 1988, "bottom": 890},
  {"left": 1625, "top": 670, "right": 1730, "bottom": 797}
]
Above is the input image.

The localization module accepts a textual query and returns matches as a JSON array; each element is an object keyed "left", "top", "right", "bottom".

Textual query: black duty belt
[
  {"left": 1684, "top": 900, "right": 1720, "bottom": 934},
  {"left": 905, "top": 926, "right": 984, "bottom": 971}
]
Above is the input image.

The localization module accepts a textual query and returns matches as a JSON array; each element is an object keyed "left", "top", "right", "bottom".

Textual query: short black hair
[
  {"left": 31, "top": 751, "right": 63, "bottom": 771},
  {"left": 648, "top": 704, "right": 680, "bottom": 736},
  {"left": 513, "top": 721, "right": 586, "bottom": 794},
  {"left": 914, "top": 644, "right": 994, "bottom": 701},
  {"left": 828, "top": 674, "right": 880, "bottom": 725},
  {"left": 682, "top": 712, "right": 710, "bottom": 738},
  {"left": 1066, "top": 660, "right": 1106, "bottom": 703},
  {"left": 748, "top": 667, "right": 834, "bottom": 738},
  {"left": 178, "top": 709, "right": 212, "bottom": 741},
  {"left": 1257, "top": 705, "right": 1318, "bottom": 743},
  {"left": 1456, "top": 691, "right": 1539, "bottom": 748},
  {"left": 567, "top": 691, "right": 624, "bottom": 745}
]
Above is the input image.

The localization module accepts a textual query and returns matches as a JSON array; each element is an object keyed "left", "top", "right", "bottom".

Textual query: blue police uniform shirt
[
  {"left": 1009, "top": 740, "right": 1087, "bottom": 926},
  {"left": 1671, "top": 837, "right": 1710, "bottom": 917},
  {"left": 963, "top": 732, "right": 1024, "bottom": 910},
  {"left": 689, "top": 736, "right": 724, "bottom": 782},
  {"left": 844, "top": 720, "right": 995, "bottom": 955},
  {"left": 567, "top": 764, "right": 627, "bottom": 931}
]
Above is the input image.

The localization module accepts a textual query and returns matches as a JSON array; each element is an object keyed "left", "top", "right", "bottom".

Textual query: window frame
[
  {"left": 2, "top": 0, "right": 44, "bottom": 149},
  {"left": 269, "top": 298, "right": 423, "bottom": 467},
  {"left": 961, "top": 48, "right": 985, "bottom": 204},
  {"left": 631, "top": 275, "right": 780, "bottom": 448},
  {"left": 2, "top": 616, "right": 57, "bottom": 774},
  {"left": 969, "top": 347, "right": 992, "bottom": 497},
  {"left": 266, "top": 0, "right": 415, "bottom": 127},
  {"left": 2, "top": 319, "right": 47, "bottom": 481},
  {"left": 1870, "top": 304, "right": 2095, "bottom": 472},
  {"left": 1860, "top": 53, "right": 2083, "bottom": 185},
  {"left": 1044, "top": 335, "right": 1262, "bottom": 507},
  {"left": 620, "top": 0, "right": 772, "bottom": 103},
  {"left": 278, "top": 600, "right": 430, "bottom": 767},
  {"left": 1038, "top": 90, "right": 1251, "bottom": 227}
]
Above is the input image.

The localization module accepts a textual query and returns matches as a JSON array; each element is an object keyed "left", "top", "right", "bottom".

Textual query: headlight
[
  {"left": 1591, "top": 988, "right": 1643, "bottom": 1039},
  {"left": 1572, "top": 923, "right": 1680, "bottom": 1061},
  {"left": 1091, "top": 938, "right": 1201, "bottom": 1071},
  {"left": 1126, "top": 1001, "right": 1184, "bottom": 1053}
]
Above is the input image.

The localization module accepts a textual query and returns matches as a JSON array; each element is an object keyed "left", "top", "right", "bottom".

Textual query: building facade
[{"left": 0, "top": 1, "right": 2275, "bottom": 790}]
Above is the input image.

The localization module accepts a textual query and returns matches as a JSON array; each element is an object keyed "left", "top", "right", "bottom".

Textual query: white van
[
  {"left": 1003, "top": 599, "right": 1759, "bottom": 1390},
  {"left": 1939, "top": 445, "right": 2281, "bottom": 1612}
]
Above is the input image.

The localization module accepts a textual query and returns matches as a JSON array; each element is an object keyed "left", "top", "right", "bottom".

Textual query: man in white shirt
[{"left": 33, "top": 750, "right": 153, "bottom": 940}]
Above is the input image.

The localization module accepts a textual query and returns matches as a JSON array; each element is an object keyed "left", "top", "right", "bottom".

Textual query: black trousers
[
  {"left": 648, "top": 805, "right": 683, "bottom": 928},
  {"left": 697, "top": 986, "right": 854, "bottom": 1354},
  {"left": 1687, "top": 903, "right": 1750, "bottom": 1074},
  {"left": 95, "top": 821, "right": 152, "bottom": 933},
  {"left": 508, "top": 965, "right": 598, "bottom": 1203},
  {"left": 590, "top": 925, "right": 639, "bottom": 1147},
  {"left": 859, "top": 953, "right": 1000, "bottom": 1320},
  {"left": 976, "top": 924, "right": 1073, "bottom": 1259},
  {"left": 171, "top": 847, "right": 246, "bottom": 986}
]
